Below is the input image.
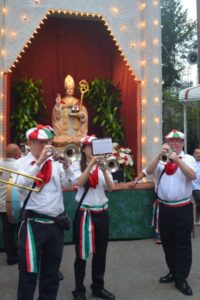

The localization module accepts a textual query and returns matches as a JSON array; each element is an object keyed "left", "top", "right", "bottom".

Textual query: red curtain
[{"left": 9, "top": 15, "right": 140, "bottom": 159}]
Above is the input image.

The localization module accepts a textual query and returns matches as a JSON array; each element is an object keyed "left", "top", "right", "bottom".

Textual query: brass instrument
[
  {"left": 159, "top": 148, "right": 174, "bottom": 165},
  {"left": 0, "top": 167, "right": 44, "bottom": 192},
  {"left": 96, "top": 155, "right": 119, "bottom": 173},
  {"left": 64, "top": 144, "right": 80, "bottom": 162},
  {"left": 49, "top": 144, "right": 80, "bottom": 163}
]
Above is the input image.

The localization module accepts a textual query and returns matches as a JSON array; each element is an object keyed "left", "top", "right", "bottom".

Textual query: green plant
[
  {"left": 11, "top": 78, "right": 46, "bottom": 143},
  {"left": 86, "top": 78, "right": 124, "bottom": 144}
]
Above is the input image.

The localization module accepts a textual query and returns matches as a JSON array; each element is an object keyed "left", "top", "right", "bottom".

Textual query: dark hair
[
  {"left": 80, "top": 145, "right": 89, "bottom": 188},
  {"left": 80, "top": 146, "right": 87, "bottom": 172},
  {"left": 193, "top": 145, "right": 200, "bottom": 152}
]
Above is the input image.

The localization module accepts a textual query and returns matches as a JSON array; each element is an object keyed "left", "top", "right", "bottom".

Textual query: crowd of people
[{"left": 0, "top": 126, "right": 199, "bottom": 299}]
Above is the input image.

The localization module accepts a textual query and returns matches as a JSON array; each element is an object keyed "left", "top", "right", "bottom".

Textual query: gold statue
[{"left": 52, "top": 75, "right": 88, "bottom": 147}]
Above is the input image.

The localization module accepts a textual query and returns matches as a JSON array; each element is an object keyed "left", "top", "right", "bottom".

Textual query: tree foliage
[
  {"left": 161, "top": 0, "right": 198, "bottom": 152},
  {"left": 161, "top": 0, "right": 197, "bottom": 89},
  {"left": 162, "top": 90, "right": 183, "bottom": 134},
  {"left": 163, "top": 90, "right": 198, "bottom": 153}
]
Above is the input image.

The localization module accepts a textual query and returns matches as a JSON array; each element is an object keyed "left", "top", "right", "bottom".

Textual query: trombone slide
[{"left": 0, "top": 166, "right": 44, "bottom": 192}]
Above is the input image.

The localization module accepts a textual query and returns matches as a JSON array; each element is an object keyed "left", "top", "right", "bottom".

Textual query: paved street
[{"left": 0, "top": 226, "right": 200, "bottom": 300}]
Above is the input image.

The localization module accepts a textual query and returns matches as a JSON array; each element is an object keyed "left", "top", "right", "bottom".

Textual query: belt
[
  {"left": 158, "top": 197, "right": 191, "bottom": 207},
  {"left": 80, "top": 203, "right": 108, "bottom": 212},
  {"left": 23, "top": 210, "right": 55, "bottom": 224}
]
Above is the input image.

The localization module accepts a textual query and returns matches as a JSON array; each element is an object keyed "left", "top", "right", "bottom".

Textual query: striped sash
[
  {"left": 158, "top": 197, "right": 191, "bottom": 207},
  {"left": 26, "top": 221, "right": 38, "bottom": 273},
  {"left": 25, "top": 218, "right": 54, "bottom": 273},
  {"left": 79, "top": 204, "right": 108, "bottom": 260},
  {"left": 152, "top": 199, "right": 160, "bottom": 233}
]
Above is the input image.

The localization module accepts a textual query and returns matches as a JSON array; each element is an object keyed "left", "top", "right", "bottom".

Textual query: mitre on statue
[{"left": 64, "top": 74, "right": 75, "bottom": 89}]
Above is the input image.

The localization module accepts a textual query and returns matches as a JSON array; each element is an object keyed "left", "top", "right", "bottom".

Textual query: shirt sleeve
[
  {"left": 60, "top": 164, "right": 77, "bottom": 189},
  {"left": 70, "top": 161, "right": 82, "bottom": 182},
  {"left": 185, "top": 155, "right": 197, "bottom": 175},
  {"left": 13, "top": 158, "right": 41, "bottom": 188}
]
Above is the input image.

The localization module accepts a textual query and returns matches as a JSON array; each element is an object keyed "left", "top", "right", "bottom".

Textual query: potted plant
[
  {"left": 86, "top": 77, "right": 135, "bottom": 182},
  {"left": 11, "top": 78, "right": 46, "bottom": 143},
  {"left": 86, "top": 77, "right": 124, "bottom": 144}
]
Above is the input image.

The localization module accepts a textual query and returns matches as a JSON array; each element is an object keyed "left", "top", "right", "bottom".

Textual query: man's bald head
[{"left": 6, "top": 143, "right": 21, "bottom": 159}]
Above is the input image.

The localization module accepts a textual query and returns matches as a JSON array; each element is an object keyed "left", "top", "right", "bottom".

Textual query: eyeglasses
[{"left": 167, "top": 139, "right": 183, "bottom": 144}]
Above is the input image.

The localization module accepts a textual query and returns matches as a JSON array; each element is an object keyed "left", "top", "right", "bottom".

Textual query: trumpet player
[
  {"left": 72, "top": 135, "right": 115, "bottom": 300},
  {"left": 15, "top": 124, "right": 75, "bottom": 300},
  {"left": 144, "top": 130, "right": 197, "bottom": 296}
]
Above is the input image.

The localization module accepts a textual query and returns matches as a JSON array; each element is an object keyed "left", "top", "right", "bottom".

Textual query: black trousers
[
  {"left": 17, "top": 221, "right": 64, "bottom": 300},
  {"left": 159, "top": 202, "right": 193, "bottom": 283},
  {"left": 73, "top": 209, "right": 110, "bottom": 294},
  {"left": 0, "top": 212, "right": 18, "bottom": 264}
]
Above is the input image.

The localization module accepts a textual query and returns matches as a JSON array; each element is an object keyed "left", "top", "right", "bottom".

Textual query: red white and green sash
[
  {"left": 26, "top": 221, "right": 38, "bottom": 273},
  {"left": 158, "top": 197, "right": 191, "bottom": 207},
  {"left": 25, "top": 218, "right": 54, "bottom": 273},
  {"left": 79, "top": 204, "right": 108, "bottom": 260},
  {"left": 152, "top": 199, "right": 160, "bottom": 233}
]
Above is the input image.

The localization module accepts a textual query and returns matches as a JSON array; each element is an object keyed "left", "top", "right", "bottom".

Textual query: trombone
[{"left": 0, "top": 166, "right": 44, "bottom": 192}]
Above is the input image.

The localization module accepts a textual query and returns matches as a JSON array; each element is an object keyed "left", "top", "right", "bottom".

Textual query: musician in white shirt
[
  {"left": 16, "top": 124, "right": 75, "bottom": 300},
  {"left": 145, "top": 130, "right": 196, "bottom": 297}
]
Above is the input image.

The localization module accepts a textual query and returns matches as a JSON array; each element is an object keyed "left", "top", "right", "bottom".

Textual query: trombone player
[
  {"left": 141, "top": 130, "right": 196, "bottom": 296},
  {"left": 14, "top": 124, "right": 75, "bottom": 300}
]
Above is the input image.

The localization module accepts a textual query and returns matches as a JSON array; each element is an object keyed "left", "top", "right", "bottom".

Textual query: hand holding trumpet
[
  {"left": 36, "top": 145, "right": 54, "bottom": 167},
  {"left": 95, "top": 155, "right": 119, "bottom": 173},
  {"left": 159, "top": 144, "right": 179, "bottom": 165},
  {"left": 95, "top": 156, "right": 107, "bottom": 171}
]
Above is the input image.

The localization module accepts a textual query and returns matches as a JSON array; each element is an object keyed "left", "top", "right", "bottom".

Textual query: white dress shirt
[
  {"left": 72, "top": 163, "right": 113, "bottom": 206},
  {"left": 14, "top": 152, "right": 75, "bottom": 217},
  {"left": 154, "top": 151, "right": 197, "bottom": 201}
]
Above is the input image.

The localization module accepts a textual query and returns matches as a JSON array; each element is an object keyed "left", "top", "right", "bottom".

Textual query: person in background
[
  {"left": 192, "top": 146, "right": 200, "bottom": 225},
  {"left": 0, "top": 143, "right": 21, "bottom": 265},
  {"left": 72, "top": 135, "right": 115, "bottom": 300},
  {"left": 15, "top": 124, "right": 75, "bottom": 300},
  {"left": 144, "top": 130, "right": 196, "bottom": 296}
]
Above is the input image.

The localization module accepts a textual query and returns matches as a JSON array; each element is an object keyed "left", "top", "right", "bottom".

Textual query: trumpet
[
  {"left": 48, "top": 144, "right": 80, "bottom": 163},
  {"left": 96, "top": 155, "right": 119, "bottom": 173},
  {"left": 159, "top": 148, "right": 174, "bottom": 165},
  {"left": 0, "top": 167, "right": 44, "bottom": 192}
]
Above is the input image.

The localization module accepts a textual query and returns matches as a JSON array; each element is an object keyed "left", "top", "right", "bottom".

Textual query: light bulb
[
  {"left": 153, "top": 78, "right": 160, "bottom": 84},
  {"left": 153, "top": 137, "right": 159, "bottom": 143},
  {"left": 154, "top": 117, "right": 160, "bottom": 124},
  {"left": 110, "top": 6, "right": 119, "bottom": 15},
  {"left": 142, "top": 98, "right": 147, "bottom": 105},
  {"left": 142, "top": 136, "right": 147, "bottom": 144},
  {"left": 153, "top": 20, "right": 159, "bottom": 26},
  {"left": 153, "top": 58, "right": 159, "bottom": 64},
  {"left": 153, "top": 97, "right": 159, "bottom": 103}
]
